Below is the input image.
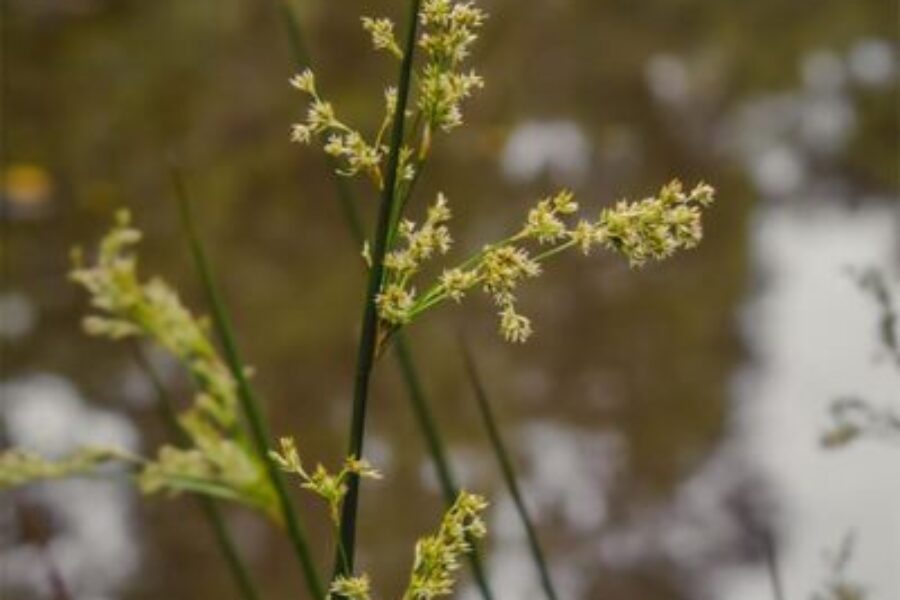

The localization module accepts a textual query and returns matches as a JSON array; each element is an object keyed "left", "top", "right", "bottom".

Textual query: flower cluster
[
  {"left": 290, "top": 0, "right": 486, "bottom": 188},
  {"left": 329, "top": 575, "right": 372, "bottom": 600},
  {"left": 376, "top": 194, "right": 454, "bottom": 324},
  {"left": 69, "top": 211, "right": 278, "bottom": 518},
  {"left": 598, "top": 180, "right": 714, "bottom": 266},
  {"left": 0, "top": 447, "right": 129, "bottom": 490},
  {"left": 373, "top": 182, "right": 715, "bottom": 344},
  {"left": 323, "top": 491, "right": 488, "bottom": 600},
  {"left": 417, "top": 0, "right": 487, "bottom": 134},
  {"left": 270, "top": 437, "right": 381, "bottom": 527},
  {"left": 362, "top": 17, "right": 402, "bottom": 59},
  {"left": 403, "top": 490, "right": 488, "bottom": 599}
]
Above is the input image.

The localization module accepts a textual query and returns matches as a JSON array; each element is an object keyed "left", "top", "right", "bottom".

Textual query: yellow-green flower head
[
  {"left": 376, "top": 284, "right": 416, "bottom": 325},
  {"left": 404, "top": 490, "right": 488, "bottom": 600},
  {"left": 362, "top": 17, "right": 403, "bottom": 59},
  {"left": 329, "top": 575, "right": 372, "bottom": 600},
  {"left": 480, "top": 245, "right": 541, "bottom": 299}
]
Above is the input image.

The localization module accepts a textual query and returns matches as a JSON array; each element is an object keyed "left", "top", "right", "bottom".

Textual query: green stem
[
  {"left": 131, "top": 345, "right": 262, "bottom": 600},
  {"left": 171, "top": 168, "right": 325, "bottom": 600},
  {"left": 333, "top": 0, "right": 423, "bottom": 583},
  {"left": 459, "top": 338, "right": 560, "bottom": 600}
]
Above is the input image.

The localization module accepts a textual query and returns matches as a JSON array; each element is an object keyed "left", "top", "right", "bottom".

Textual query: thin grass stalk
[
  {"left": 171, "top": 168, "right": 325, "bottom": 600},
  {"left": 332, "top": 0, "right": 423, "bottom": 582},
  {"left": 459, "top": 337, "right": 560, "bottom": 600},
  {"left": 276, "top": 3, "right": 493, "bottom": 596},
  {"left": 131, "top": 345, "right": 262, "bottom": 600}
]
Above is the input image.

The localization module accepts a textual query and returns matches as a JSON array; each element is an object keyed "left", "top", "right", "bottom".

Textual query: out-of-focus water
[{"left": 2, "top": 1, "right": 897, "bottom": 599}]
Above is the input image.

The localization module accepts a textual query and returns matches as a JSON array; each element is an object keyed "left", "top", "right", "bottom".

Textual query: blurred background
[{"left": 1, "top": 0, "right": 898, "bottom": 599}]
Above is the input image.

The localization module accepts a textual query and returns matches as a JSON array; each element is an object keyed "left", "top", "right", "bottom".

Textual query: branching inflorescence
[
  {"left": 271, "top": 435, "right": 487, "bottom": 600},
  {"left": 288, "top": 0, "right": 715, "bottom": 348},
  {"left": 291, "top": 0, "right": 485, "bottom": 190},
  {"left": 67, "top": 211, "right": 279, "bottom": 519}
]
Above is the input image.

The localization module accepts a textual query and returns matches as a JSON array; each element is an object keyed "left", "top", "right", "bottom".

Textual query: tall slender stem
[
  {"left": 460, "top": 337, "right": 560, "bottom": 600},
  {"left": 171, "top": 168, "right": 325, "bottom": 600},
  {"left": 132, "top": 345, "right": 263, "bottom": 600},
  {"left": 333, "top": 0, "right": 423, "bottom": 581}
]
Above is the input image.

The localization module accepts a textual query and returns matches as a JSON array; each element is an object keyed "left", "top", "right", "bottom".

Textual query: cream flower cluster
[
  {"left": 374, "top": 182, "right": 715, "bottom": 343},
  {"left": 417, "top": 0, "right": 487, "bottom": 134},
  {"left": 403, "top": 490, "right": 488, "bottom": 599},
  {"left": 289, "top": 0, "right": 486, "bottom": 188},
  {"left": 327, "top": 490, "right": 488, "bottom": 600},
  {"left": 270, "top": 436, "right": 382, "bottom": 527}
]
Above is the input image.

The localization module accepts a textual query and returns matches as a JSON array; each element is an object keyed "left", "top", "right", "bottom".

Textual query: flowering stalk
[
  {"left": 279, "top": 4, "right": 495, "bottom": 597},
  {"left": 334, "top": 0, "right": 424, "bottom": 585}
]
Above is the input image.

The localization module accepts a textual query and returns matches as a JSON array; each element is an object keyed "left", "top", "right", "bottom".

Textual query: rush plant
[{"left": 0, "top": 1, "right": 715, "bottom": 598}]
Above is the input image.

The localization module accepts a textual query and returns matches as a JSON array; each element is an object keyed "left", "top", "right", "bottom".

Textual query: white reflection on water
[
  {"left": 847, "top": 39, "right": 897, "bottom": 89},
  {"left": 0, "top": 375, "right": 141, "bottom": 600},
  {"left": 459, "top": 424, "right": 624, "bottom": 600},
  {"left": 500, "top": 120, "right": 591, "bottom": 186},
  {"left": 0, "top": 291, "right": 37, "bottom": 341},
  {"left": 717, "top": 199, "right": 900, "bottom": 599}
]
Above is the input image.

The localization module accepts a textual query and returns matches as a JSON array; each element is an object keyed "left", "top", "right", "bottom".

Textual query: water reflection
[
  {"left": 1, "top": 376, "right": 141, "bottom": 600},
  {"left": 721, "top": 200, "right": 900, "bottom": 599}
]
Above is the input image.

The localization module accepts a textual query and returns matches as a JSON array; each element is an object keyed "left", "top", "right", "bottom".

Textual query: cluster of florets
[
  {"left": 375, "top": 193, "right": 454, "bottom": 324},
  {"left": 326, "top": 490, "right": 490, "bottom": 600},
  {"left": 290, "top": 0, "right": 486, "bottom": 188},
  {"left": 70, "top": 211, "right": 238, "bottom": 426},
  {"left": 290, "top": 69, "right": 391, "bottom": 187},
  {"left": 270, "top": 436, "right": 381, "bottom": 527},
  {"left": 69, "top": 211, "right": 278, "bottom": 518},
  {"left": 362, "top": 17, "right": 402, "bottom": 59},
  {"left": 329, "top": 574, "right": 372, "bottom": 600},
  {"left": 598, "top": 180, "right": 714, "bottom": 267},
  {"left": 417, "top": 0, "right": 486, "bottom": 133},
  {"left": 403, "top": 491, "right": 488, "bottom": 599},
  {"left": 373, "top": 182, "right": 715, "bottom": 344}
]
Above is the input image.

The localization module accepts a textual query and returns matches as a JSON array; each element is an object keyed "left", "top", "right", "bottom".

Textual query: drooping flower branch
[{"left": 67, "top": 210, "right": 279, "bottom": 518}]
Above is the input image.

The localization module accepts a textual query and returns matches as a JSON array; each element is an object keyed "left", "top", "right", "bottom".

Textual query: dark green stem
[
  {"left": 460, "top": 337, "right": 560, "bottom": 600},
  {"left": 132, "top": 344, "right": 262, "bottom": 600},
  {"left": 171, "top": 168, "right": 325, "bottom": 600},
  {"left": 333, "top": 0, "right": 423, "bottom": 582}
]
